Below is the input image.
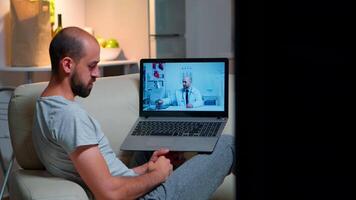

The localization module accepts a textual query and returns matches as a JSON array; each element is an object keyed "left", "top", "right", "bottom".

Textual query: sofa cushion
[{"left": 10, "top": 170, "right": 89, "bottom": 200}]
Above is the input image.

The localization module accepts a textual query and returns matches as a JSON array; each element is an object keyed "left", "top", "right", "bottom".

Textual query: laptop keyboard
[{"left": 131, "top": 121, "right": 222, "bottom": 137}]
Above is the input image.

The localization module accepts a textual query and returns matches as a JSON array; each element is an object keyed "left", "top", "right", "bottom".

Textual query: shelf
[
  {"left": 0, "top": 60, "right": 138, "bottom": 72},
  {"left": 0, "top": 60, "right": 138, "bottom": 84}
]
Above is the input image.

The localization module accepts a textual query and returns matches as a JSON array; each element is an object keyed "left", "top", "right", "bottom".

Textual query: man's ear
[{"left": 60, "top": 57, "right": 74, "bottom": 74}]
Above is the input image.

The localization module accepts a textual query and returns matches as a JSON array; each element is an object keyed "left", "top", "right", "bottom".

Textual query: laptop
[{"left": 120, "top": 58, "right": 229, "bottom": 152}]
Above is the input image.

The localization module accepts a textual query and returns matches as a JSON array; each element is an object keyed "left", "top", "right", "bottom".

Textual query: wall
[
  {"left": 1, "top": 0, "right": 234, "bottom": 88},
  {"left": 85, "top": 0, "right": 234, "bottom": 71},
  {"left": 85, "top": 0, "right": 149, "bottom": 61},
  {"left": 55, "top": 0, "right": 86, "bottom": 28}
]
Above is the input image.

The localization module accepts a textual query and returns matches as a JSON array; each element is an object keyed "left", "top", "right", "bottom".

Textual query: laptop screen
[{"left": 140, "top": 58, "right": 228, "bottom": 117}]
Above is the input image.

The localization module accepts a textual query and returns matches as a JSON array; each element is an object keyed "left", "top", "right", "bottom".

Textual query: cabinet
[{"left": 149, "top": 0, "right": 186, "bottom": 58}]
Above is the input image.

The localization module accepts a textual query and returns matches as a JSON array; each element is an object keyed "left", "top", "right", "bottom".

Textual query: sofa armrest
[
  {"left": 10, "top": 170, "right": 89, "bottom": 200},
  {"left": 211, "top": 174, "right": 236, "bottom": 200}
]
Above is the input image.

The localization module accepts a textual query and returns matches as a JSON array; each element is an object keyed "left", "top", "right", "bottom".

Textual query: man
[
  {"left": 156, "top": 75, "right": 204, "bottom": 108},
  {"left": 32, "top": 27, "right": 236, "bottom": 200}
]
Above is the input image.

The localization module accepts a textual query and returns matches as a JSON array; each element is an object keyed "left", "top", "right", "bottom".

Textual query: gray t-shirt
[{"left": 32, "top": 96, "right": 137, "bottom": 188}]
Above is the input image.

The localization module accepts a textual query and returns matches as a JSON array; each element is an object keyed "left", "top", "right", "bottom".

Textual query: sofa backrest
[
  {"left": 9, "top": 73, "right": 234, "bottom": 170},
  {"left": 9, "top": 81, "right": 46, "bottom": 169}
]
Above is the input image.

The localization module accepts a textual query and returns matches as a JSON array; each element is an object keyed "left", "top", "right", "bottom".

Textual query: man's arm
[
  {"left": 156, "top": 97, "right": 171, "bottom": 106},
  {"left": 70, "top": 145, "right": 172, "bottom": 200}
]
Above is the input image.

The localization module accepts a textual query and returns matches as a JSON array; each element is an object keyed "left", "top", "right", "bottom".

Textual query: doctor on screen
[{"left": 156, "top": 75, "right": 204, "bottom": 108}]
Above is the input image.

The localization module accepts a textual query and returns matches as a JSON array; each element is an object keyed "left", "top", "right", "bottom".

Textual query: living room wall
[{"left": 0, "top": 0, "right": 235, "bottom": 85}]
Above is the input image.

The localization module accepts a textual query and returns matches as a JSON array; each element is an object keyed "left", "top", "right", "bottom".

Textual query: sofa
[{"left": 8, "top": 73, "right": 236, "bottom": 200}]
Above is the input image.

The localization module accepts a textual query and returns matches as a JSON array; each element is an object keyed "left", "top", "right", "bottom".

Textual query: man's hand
[
  {"left": 155, "top": 99, "right": 164, "bottom": 109},
  {"left": 133, "top": 148, "right": 169, "bottom": 175},
  {"left": 186, "top": 103, "right": 193, "bottom": 108},
  {"left": 150, "top": 148, "right": 170, "bottom": 162},
  {"left": 150, "top": 149, "right": 186, "bottom": 169},
  {"left": 155, "top": 99, "right": 163, "bottom": 105},
  {"left": 148, "top": 156, "right": 173, "bottom": 182}
]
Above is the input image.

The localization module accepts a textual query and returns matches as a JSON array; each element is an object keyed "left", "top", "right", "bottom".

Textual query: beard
[{"left": 70, "top": 71, "right": 92, "bottom": 98}]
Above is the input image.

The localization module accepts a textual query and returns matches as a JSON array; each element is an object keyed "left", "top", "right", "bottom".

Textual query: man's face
[
  {"left": 182, "top": 76, "right": 191, "bottom": 89},
  {"left": 70, "top": 39, "right": 100, "bottom": 98}
]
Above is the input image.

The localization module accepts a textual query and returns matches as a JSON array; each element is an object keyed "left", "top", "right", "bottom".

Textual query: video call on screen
[{"left": 142, "top": 62, "right": 225, "bottom": 112}]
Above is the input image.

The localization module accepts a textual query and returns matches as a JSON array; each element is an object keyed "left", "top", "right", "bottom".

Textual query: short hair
[{"left": 49, "top": 27, "right": 87, "bottom": 75}]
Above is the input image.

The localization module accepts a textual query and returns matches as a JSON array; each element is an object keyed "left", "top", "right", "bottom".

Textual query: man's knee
[
  {"left": 217, "top": 134, "right": 237, "bottom": 174},
  {"left": 218, "top": 134, "right": 235, "bottom": 149}
]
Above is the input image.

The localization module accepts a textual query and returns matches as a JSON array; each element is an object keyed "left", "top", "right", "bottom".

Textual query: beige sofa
[{"left": 8, "top": 73, "right": 236, "bottom": 200}]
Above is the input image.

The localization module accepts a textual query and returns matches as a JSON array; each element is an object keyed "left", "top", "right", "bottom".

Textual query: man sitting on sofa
[{"left": 32, "top": 26, "right": 236, "bottom": 200}]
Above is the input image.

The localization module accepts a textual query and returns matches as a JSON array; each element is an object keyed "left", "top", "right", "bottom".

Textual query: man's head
[
  {"left": 182, "top": 76, "right": 192, "bottom": 89},
  {"left": 49, "top": 27, "right": 100, "bottom": 98}
]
